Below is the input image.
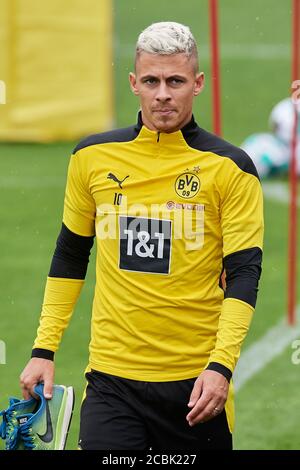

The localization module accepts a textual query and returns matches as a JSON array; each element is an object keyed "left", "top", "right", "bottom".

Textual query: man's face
[{"left": 129, "top": 52, "right": 204, "bottom": 133}]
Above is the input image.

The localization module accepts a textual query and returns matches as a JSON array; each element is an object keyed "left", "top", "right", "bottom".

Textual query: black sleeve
[
  {"left": 49, "top": 222, "right": 95, "bottom": 279},
  {"left": 206, "top": 362, "right": 232, "bottom": 382},
  {"left": 223, "top": 247, "right": 262, "bottom": 308},
  {"left": 31, "top": 223, "right": 94, "bottom": 360},
  {"left": 205, "top": 247, "right": 262, "bottom": 381},
  {"left": 31, "top": 348, "right": 54, "bottom": 361}
]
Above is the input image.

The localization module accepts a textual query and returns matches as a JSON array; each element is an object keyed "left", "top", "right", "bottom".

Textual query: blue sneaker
[
  {"left": 0, "top": 396, "right": 38, "bottom": 450},
  {"left": 1, "top": 384, "right": 74, "bottom": 450},
  {"left": 17, "top": 384, "right": 75, "bottom": 450}
]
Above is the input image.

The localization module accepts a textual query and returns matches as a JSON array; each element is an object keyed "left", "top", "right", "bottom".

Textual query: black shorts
[{"left": 79, "top": 370, "right": 232, "bottom": 450}]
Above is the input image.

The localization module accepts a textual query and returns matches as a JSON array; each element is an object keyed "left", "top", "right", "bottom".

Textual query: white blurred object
[
  {"left": 241, "top": 133, "right": 289, "bottom": 178},
  {"left": 269, "top": 97, "right": 300, "bottom": 144},
  {"left": 269, "top": 97, "right": 300, "bottom": 175},
  {"left": 241, "top": 98, "right": 300, "bottom": 178}
]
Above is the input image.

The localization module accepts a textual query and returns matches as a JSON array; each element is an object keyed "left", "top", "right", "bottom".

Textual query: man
[{"left": 20, "top": 21, "right": 263, "bottom": 450}]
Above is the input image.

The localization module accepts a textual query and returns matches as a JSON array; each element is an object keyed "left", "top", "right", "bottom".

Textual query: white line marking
[
  {"left": 0, "top": 176, "right": 65, "bottom": 189},
  {"left": 115, "top": 42, "right": 290, "bottom": 61},
  {"left": 234, "top": 306, "right": 300, "bottom": 392},
  {"left": 262, "top": 181, "right": 300, "bottom": 206},
  {"left": 235, "top": 182, "right": 299, "bottom": 391}
]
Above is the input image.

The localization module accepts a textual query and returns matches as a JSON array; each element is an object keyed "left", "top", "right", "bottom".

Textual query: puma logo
[{"left": 107, "top": 172, "right": 129, "bottom": 189}]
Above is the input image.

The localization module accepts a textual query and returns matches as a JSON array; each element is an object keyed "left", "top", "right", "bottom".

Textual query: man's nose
[{"left": 155, "top": 82, "right": 171, "bottom": 101}]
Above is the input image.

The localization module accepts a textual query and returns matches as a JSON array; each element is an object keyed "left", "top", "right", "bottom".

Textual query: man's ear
[
  {"left": 129, "top": 72, "right": 139, "bottom": 95},
  {"left": 194, "top": 72, "right": 205, "bottom": 96}
]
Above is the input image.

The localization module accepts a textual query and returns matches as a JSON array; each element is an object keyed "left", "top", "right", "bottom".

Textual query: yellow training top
[{"left": 59, "top": 114, "right": 263, "bottom": 381}]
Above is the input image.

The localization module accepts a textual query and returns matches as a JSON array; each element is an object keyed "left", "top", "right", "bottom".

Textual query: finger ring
[{"left": 213, "top": 407, "right": 221, "bottom": 414}]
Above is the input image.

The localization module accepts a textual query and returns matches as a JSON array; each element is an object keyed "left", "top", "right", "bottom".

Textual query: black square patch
[{"left": 119, "top": 216, "right": 172, "bottom": 274}]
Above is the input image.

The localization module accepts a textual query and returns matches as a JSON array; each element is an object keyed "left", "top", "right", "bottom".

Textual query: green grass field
[{"left": 1, "top": 0, "right": 300, "bottom": 450}]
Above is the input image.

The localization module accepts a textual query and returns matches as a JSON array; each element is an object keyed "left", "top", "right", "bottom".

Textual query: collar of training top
[{"left": 134, "top": 111, "right": 199, "bottom": 144}]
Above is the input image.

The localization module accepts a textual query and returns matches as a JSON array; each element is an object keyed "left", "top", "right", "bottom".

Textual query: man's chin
[{"left": 153, "top": 116, "right": 179, "bottom": 133}]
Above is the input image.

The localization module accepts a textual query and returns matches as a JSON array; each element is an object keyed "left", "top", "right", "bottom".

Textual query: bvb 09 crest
[{"left": 175, "top": 172, "right": 201, "bottom": 199}]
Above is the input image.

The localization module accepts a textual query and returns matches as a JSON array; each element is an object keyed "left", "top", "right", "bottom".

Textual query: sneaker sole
[{"left": 57, "top": 386, "right": 75, "bottom": 450}]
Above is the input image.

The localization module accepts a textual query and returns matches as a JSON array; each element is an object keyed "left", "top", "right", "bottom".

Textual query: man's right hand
[{"left": 20, "top": 358, "right": 55, "bottom": 400}]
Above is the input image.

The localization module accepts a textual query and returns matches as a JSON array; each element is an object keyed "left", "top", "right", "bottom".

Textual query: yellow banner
[{"left": 0, "top": 0, "right": 113, "bottom": 142}]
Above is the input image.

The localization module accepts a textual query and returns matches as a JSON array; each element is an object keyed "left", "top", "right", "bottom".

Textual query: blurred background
[{"left": 0, "top": 0, "right": 300, "bottom": 450}]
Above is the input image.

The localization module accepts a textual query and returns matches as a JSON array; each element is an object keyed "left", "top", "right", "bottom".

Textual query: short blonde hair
[{"left": 136, "top": 21, "right": 198, "bottom": 70}]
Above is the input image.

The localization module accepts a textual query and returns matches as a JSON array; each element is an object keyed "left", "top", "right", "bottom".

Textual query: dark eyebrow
[
  {"left": 140, "top": 75, "right": 158, "bottom": 81},
  {"left": 140, "top": 74, "right": 187, "bottom": 81},
  {"left": 167, "top": 75, "right": 186, "bottom": 80}
]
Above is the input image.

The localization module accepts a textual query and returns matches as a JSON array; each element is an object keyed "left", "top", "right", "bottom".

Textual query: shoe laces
[
  {"left": 0, "top": 409, "right": 7, "bottom": 439},
  {"left": 0, "top": 408, "right": 20, "bottom": 450},
  {"left": 19, "top": 421, "right": 36, "bottom": 450}
]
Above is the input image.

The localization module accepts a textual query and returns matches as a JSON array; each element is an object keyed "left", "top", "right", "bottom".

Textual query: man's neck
[{"left": 141, "top": 111, "right": 193, "bottom": 134}]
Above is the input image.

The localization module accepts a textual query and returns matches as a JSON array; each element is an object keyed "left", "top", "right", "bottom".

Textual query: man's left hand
[{"left": 186, "top": 370, "right": 229, "bottom": 426}]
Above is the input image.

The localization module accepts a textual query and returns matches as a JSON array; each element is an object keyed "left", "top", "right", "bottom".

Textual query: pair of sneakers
[{"left": 0, "top": 383, "right": 74, "bottom": 450}]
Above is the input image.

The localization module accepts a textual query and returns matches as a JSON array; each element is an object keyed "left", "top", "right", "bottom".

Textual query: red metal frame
[
  {"left": 209, "top": 0, "right": 222, "bottom": 136},
  {"left": 288, "top": 0, "right": 300, "bottom": 325}
]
